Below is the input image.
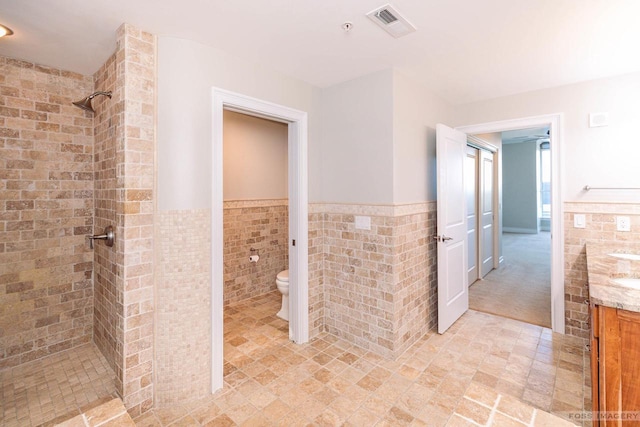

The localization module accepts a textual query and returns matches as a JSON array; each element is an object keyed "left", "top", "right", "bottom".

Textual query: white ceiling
[{"left": 1, "top": 0, "right": 639, "bottom": 105}]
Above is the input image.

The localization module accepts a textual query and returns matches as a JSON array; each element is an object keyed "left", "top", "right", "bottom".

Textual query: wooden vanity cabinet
[{"left": 590, "top": 303, "right": 640, "bottom": 427}]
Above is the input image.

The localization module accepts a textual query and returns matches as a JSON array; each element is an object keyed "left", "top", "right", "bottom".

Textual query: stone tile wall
[
  {"left": 223, "top": 200, "right": 288, "bottom": 305},
  {"left": 563, "top": 201, "right": 640, "bottom": 339},
  {"left": 92, "top": 43, "right": 121, "bottom": 384},
  {"left": 315, "top": 202, "right": 437, "bottom": 359},
  {"left": 308, "top": 211, "right": 324, "bottom": 338},
  {"left": 0, "top": 56, "right": 95, "bottom": 369},
  {"left": 116, "top": 24, "right": 156, "bottom": 417},
  {"left": 392, "top": 205, "right": 437, "bottom": 356},
  {"left": 92, "top": 23, "right": 156, "bottom": 417},
  {"left": 323, "top": 210, "right": 395, "bottom": 356},
  {"left": 156, "top": 209, "right": 211, "bottom": 406}
]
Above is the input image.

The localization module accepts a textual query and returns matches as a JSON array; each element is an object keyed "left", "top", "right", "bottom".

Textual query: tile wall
[
  {"left": 563, "top": 201, "right": 640, "bottom": 339},
  {"left": 0, "top": 56, "right": 95, "bottom": 369},
  {"left": 92, "top": 40, "right": 120, "bottom": 385},
  {"left": 392, "top": 205, "right": 438, "bottom": 355},
  {"left": 321, "top": 208, "right": 396, "bottom": 357},
  {"left": 156, "top": 209, "right": 211, "bottom": 406},
  {"left": 223, "top": 200, "right": 288, "bottom": 305},
  {"left": 114, "top": 24, "right": 156, "bottom": 417},
  {"left": 92, "top": 24, "right": 156, "bottom": 417},
  {"left": 314, "top": 202, "right": 437, "bottom": 359},
  {"left": 308, "top": 211, "right": 325, "bottom": 338}
]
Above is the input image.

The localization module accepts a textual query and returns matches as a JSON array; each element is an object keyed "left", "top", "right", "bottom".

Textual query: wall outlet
[
  {"left": 355, "top": 216, "right": 371, "bottom": 230},
  {"left": 574, "top": 214, "right": 586, "bottom": 229},
  {"left": 617, "top": 216, "right": 631, "bottom": 232}
]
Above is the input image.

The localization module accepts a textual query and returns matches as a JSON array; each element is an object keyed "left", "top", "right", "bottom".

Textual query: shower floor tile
[
  {"left": 0, "top": 343, "right": 116, "bottom": 427},
  {"left": 137, "top": 291, "right": 589, "bottom": 426}
]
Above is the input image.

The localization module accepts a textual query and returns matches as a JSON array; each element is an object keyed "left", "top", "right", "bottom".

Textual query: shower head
[{"left": 72, "top": 91, "right": 112, "bottom": 113}]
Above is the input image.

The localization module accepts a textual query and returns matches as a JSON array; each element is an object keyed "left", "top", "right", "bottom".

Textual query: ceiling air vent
[{"left": 366, "top": 4, "right": 416, "bottom": 38}]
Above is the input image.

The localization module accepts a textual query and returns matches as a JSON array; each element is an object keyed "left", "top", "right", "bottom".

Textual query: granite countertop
[{"left": 586, "top": 243, "right": 640, "bottom": 312}]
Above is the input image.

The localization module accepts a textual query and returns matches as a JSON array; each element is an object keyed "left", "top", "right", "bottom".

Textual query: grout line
[
  {"left": 451, "top": 413, "right": 483, "bottom": 426},
  {"left": 463, "top": 394, "right": 499, "bottom": 411},
  {"left": 485, "top": 394, "right": 502, "bottom": 426},
  {"left": 529, "top": 408, "right": 538, "bottom": 427}
]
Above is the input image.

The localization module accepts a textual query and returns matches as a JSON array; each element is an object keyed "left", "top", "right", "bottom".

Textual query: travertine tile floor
[
  {"left": 0, "top": 343, "right": 116, "bottom": 427},
  {"left": 135, "top": 291, "right": 589, "bottom": 426}
]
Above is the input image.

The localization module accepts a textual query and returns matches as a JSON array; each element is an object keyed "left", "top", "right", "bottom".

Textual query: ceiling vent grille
[{"left": 366, "top": 4, "right": 416, "bottom": 38}]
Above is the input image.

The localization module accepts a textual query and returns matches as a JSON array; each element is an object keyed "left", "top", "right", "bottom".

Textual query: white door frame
[
  {"left": 457, "top": 113, "right": 564, "bottom": 334},
  {"left": 211, "top": 88, "right": 309, "bottom": 392}
]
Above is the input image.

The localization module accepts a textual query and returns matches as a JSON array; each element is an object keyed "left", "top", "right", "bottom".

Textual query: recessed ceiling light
[{"left": 0, "top": 24, "right": 14, "bottom": 37}]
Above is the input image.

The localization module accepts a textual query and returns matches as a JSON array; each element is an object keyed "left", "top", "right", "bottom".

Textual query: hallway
[{"left": 470, "top": 232, "right": 551, "bottom": 328}]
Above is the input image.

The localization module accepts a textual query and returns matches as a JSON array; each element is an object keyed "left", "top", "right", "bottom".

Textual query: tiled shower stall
[{"left": 0, "top": 24, "right": 155, "bottom": 418}]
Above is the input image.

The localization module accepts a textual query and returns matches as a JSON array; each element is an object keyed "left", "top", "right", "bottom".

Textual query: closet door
[
  {"left": 465, "top": 146, "right": 479, "bottom": 286},
  {"left": 479, "top": 150, "right": 495, "bottom": 278}
]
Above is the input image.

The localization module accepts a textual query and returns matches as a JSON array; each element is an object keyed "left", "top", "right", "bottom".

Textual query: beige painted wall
[
  {"left": 393, "top": 70, "right": 454, "bottom": 203},
  {"left": 320, "top": 69, "right": 394, "bottom": 204},
  {"left": 223, "top": 111, "right": 288, "bottom": 200},
  {"left": 157, "top": 36, "right": 321, "bottom": 210},
  {"left": 454, "top": 71, "right": 640, "bottom": 203},
  {"left": 319, "top": 68, "right": 454, "bottom": 204}
]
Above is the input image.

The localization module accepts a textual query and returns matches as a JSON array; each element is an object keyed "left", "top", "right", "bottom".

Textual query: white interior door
[
  {"left": 479, "top": 150, "right": 494, "bottom": 277},
  {"left": 436, "top": 124, "right": 468, "bottom": 334},
  {"left": 465, "top": 147, "right": 479, "bottom": 286}
]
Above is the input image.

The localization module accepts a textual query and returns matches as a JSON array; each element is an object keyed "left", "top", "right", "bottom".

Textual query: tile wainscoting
[
  {"left": 310, "top": 202, "right": 437, "bottom": 359},
  {"left": 563, "top": 201, "right": 640, "bottom": 338}
]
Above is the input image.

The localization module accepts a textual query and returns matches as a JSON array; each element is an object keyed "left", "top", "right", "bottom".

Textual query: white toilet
[{"left": 275, "top": 269, "right": 289, "bottom": 321}]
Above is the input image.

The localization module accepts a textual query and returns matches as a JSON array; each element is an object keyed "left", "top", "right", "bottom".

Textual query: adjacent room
[{"left": 469, "top": 127, "right": 553, "bottom": 328}]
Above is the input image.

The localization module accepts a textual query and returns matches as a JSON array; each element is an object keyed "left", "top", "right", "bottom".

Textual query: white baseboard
[{"left": 503, "top": 227, "right": 538, "bottom": 234}]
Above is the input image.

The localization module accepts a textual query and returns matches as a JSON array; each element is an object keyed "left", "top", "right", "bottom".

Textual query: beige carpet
[{"left": 469, "top": 232, "right": 551, "bottom": 328}]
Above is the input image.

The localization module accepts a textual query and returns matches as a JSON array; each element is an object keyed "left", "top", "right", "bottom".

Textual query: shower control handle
[{"left": 88, "top": 226, "right": 114, "bottom": 249}]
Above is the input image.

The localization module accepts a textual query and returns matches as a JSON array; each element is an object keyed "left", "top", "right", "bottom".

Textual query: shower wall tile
[
  {"left": 563, "top": 201, "right": 640, "bottom": 339},
  {"left": 155, "top": 209, "right": 211, "bottom": 406},
  {"left": 0, "top": 55, "right": 95, "bottom": 369},
  {"left": 223, "top": 199, "right": 288, "bottom": 305},
  {"left": 93, "top": 44, "right": 122, "bottom": 388},
  {"left": 117, "top": 24, "right": 156, "bottom": 418},
  {"left": 92, "top": 24, "right": 156, "bottom": 417}
]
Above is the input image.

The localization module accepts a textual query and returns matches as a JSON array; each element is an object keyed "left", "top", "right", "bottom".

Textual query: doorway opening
[
  {"left": 457, "top": 114, "right": 564, "bottom": 333},
  {"left": 466, "top": 128, "right": 552, "bottom": 328},
  {"left": 212, "top": 88, "right": 309, "bottom": 392}
]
